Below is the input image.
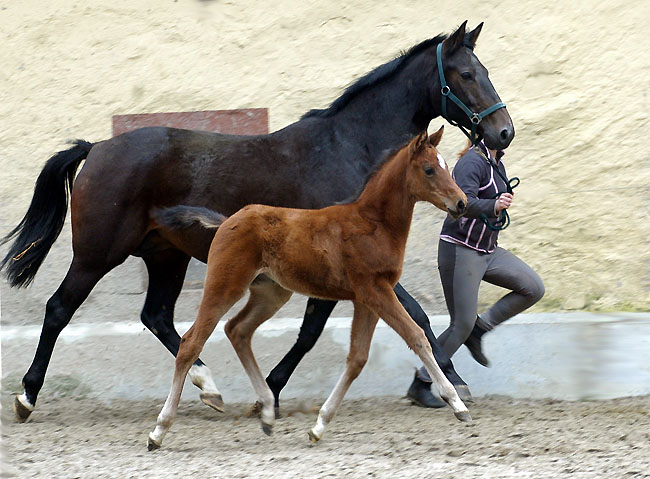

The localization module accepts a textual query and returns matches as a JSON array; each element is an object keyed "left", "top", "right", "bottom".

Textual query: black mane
[
  {"left": 302, "top": 34, "right": 447, "bottom": 119},
  {"left": 336, "top": 140, "right": 410, "bottom": 205}
]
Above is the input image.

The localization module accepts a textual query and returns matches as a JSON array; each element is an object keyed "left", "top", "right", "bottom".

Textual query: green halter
[{"left": 436, "top": 43, "right": 506, "bottom": 145}]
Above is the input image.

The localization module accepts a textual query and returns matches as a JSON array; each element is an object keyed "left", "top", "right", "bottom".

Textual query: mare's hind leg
[
  {"left": 309, "top": 302, "right": 379, "bottom": 443},
  {"left": 141, "top": 249, "right": 222, "bottom": 411},
  {"left": 362, "top": 283, "right": 471, "bottom": 423},
  {"left": 224, "top": 276, "right": 293, "bottom": 435},
  {"left": 14, "top": 259, "right": 115, "bottom": 422},
  {"left": 265, "top": 297, "right": 337, "bottom": 411}
]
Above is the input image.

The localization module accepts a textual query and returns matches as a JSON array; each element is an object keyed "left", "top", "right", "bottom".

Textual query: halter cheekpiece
[{"left": 436, "top": 42, "right": 506, "bottom": 145}]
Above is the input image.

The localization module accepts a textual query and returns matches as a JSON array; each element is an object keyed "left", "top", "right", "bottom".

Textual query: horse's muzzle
[{"left": 448, "top": 199, "right": 467, "bottom": 219}]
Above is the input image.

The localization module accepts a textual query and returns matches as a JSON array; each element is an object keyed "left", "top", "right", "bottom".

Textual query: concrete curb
[{"left": 2, "top": 313, "right": 650, "bottom": 405}]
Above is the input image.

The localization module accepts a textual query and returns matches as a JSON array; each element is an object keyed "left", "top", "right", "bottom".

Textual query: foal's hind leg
[
  {"left": 148, "top": 268, "right": 255, "bottom": 450},
  {"left": 141, "top": 250, "right": 222, "bottom": 411},
  {"left": 224, "top": 276, "right": 292, "bottom": 435},
  {"left": 362, "top": 283, "right": 471, "bottom": 423},
  {"left": 265, "top": 297, "right": 337, "bottom": 411},
  {"left": 309, "top": 302, "right": 378, "bottom": 443}
]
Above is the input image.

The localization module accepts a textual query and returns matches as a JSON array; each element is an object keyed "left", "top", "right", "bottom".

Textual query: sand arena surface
[{"left": 2, "top": 395, "right": 650, "bottom": 478}]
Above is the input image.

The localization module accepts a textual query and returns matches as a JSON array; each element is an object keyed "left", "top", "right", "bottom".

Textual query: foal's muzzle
[{"left": 448, "top": 199, "right": 467, "bottom": 219}]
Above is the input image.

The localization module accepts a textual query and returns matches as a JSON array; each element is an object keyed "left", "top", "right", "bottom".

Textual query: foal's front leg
[
  {"left": 309, "top": 303, "right": 379, "bottom": 443},
  {"left": 363, "top": 284, "right": 471, "bottom": 423}
]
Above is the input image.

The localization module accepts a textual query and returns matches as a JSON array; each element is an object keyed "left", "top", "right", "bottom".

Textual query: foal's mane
[{"left": 302, "top": 34, "right": 447, "bottom": 119}]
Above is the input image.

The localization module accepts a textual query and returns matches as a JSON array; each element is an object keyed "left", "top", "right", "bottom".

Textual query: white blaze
[{"left": 437, "top": 152, "right": 447, "bottom": 170}]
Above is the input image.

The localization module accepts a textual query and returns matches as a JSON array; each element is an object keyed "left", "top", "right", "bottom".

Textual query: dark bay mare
[{"left": 2, "top": 22, "right": 514, "bottom": 422}]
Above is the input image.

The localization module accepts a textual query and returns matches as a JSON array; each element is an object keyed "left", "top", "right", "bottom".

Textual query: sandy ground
[{"left": 2, "top": 394, "right": 649, "bottom": 478}]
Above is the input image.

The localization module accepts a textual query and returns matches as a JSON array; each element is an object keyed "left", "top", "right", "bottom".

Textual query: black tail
[
  {"left": 154, "top": 205, "right": 227, "bottom": 231},
  {"left": 1, "top": 140, "right": 94, "bottom": 287}
]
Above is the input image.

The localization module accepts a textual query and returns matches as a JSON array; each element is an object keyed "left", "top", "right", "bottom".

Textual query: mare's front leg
[
  {"left": 265, "top": 297, "right": 337, "bottom": 411},
  {"left": 309, "top": 302, "right": 379, "bottom": 443},
  {"left": 141, "top": 250, "right": 223, "bottom": 412},
  {"left": 363, "top": 283, "right": 471, "bottom": 423}
]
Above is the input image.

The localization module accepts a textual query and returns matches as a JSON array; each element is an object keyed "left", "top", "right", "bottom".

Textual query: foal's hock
[{"left": 147, "top": 127, "right": 469, "bottom": 449}]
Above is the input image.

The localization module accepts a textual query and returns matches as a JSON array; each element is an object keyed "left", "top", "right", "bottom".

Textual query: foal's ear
[
  {"left": 465, "top": 22, "right": 483, "bottom": 50},
  {"left": 429, "top": 125, "right": 444, "bottom": 147},
  {"left": 409, "top": 130, "right": 429, "bottom": 156},
  {"left": 444, "top": 20, "right": 467, "bottom": 54}
]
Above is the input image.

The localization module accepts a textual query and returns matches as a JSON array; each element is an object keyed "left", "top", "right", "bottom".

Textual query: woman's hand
[{"left": 495, "top": 193, "right": 513, "bottom": 213}]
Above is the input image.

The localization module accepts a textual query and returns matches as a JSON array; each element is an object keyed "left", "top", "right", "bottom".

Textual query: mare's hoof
[
  {"left": 406, "top": 373, "right": 446, "bottom": 408},
  {"left": 13, "top": 395, "right": 34, "bottom": 423},
  {"left": 455, "top": 385, "right": 474, "bottom": 403},
  {"left": 454, "top": 410, "right": 473, "bottom": 423},
  {"left": 274, "top": 406, "right": 281, "bottom": 419},
  {"left": 147, "top": 434, "right": 162, "bottom": 451},
  {"left": 307, "top": 429, "right": 320, "bottom": 444},
  {"left": 200, "top": 392, "right": 225, "bottom": 413},
  {"left": 261, "top": 422, "right": 273, "bottom": 436}
]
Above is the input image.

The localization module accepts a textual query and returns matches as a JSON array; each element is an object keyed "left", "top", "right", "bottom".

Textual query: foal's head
[{"left": 406, "top": 126, "right": 467, "bottom": 218}]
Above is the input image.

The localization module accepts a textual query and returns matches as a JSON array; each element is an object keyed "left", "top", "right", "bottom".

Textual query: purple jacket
[{"left": 440, "top": 144, "right": 508, "bottom": 253}]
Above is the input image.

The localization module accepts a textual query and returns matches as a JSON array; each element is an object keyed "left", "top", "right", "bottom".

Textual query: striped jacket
[{"left": 440, "top": 144, "right": 508, "bottom": 253}]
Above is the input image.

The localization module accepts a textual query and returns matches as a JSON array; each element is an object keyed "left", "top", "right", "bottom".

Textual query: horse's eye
[
  {"left": 424, "top": 166, "right": 435, "bottom": 176},
  {"left": 460, "top": 72, "right": 472, "bottom": 80}
]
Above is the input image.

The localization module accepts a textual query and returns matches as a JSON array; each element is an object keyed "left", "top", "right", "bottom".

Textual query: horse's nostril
[
  {"left": 457, "top": 200, "right": 466, "bottom": 212},
  {"left": 500, "top": 128, "right": 510, "bottom": 141}
]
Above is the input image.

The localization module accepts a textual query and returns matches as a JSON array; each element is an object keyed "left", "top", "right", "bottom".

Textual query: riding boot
[
  {"left": 464, "top": 316, "right": 490, "bottom": 367},
  {"left": 406, "top": 372, "right": 446, "bottom": 408}
]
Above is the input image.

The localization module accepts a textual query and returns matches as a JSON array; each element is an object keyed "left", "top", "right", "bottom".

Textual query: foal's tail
[
  {"left": 1, "top": 140, "right": 94, "bottom": 288},
  {"left": 154, "top": 206, "right": 227, "bottom": 231}
]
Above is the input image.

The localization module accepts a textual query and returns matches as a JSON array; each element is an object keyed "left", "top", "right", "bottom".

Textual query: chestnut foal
[{"left": 147, "top": 126, "right": 469, "bottom": 450}]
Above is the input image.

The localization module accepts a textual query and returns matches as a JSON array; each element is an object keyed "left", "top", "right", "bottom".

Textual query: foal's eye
[
  {"left": 460, "top": 72, "right": 473, "bottom": 80},
  {"left": 424, "top": 166, "right": 435, "bottom": 176}
]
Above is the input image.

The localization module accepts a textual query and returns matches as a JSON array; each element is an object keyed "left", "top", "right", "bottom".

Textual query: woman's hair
[{"left": 458, "top": 139, "right": 473, "bottom": 159}]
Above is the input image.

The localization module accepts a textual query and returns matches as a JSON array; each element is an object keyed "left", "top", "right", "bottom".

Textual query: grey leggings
[{"left": 419, "top": 240, "right": 545, "bottom": 381}]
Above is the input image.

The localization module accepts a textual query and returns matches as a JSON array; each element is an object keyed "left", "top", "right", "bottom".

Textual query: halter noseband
[{"left": 436, "top": 43, "right": 506, "bottom": 145}]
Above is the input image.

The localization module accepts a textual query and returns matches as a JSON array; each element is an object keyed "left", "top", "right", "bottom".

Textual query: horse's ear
[
  {"left": 409, "top": 131, "right": 429, "bottom": 157},
  {"left": 429, "top": 125, "right": 444, "bottom": 147},
  {"left": 465, "top": 22, "right": 483, "bottom": 50},
  {"left": 466, "top": 22, "right": 483, "bottom": 50},
  {"left": 443, "top": 20, "right": 467, "bottom": 54}
]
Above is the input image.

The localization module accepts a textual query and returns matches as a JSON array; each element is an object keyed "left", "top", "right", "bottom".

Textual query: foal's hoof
[
  {"left": 455, "top": 385, "right": 474, "bottom": 403},
  {"left": 13, "top": 395, "right": 34, "bottom": 423},
  {"left": 454, "top": 410, "right": 473, "bottom": 423},
  {"left": 147, "top": 434, "right": 162, "bottom": 451},
  {"left": 200, "top": 392, "right": 225, "bottom": 413},
  {"left": 307, "top": 429, "right": 321, "bottom": 444}
]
